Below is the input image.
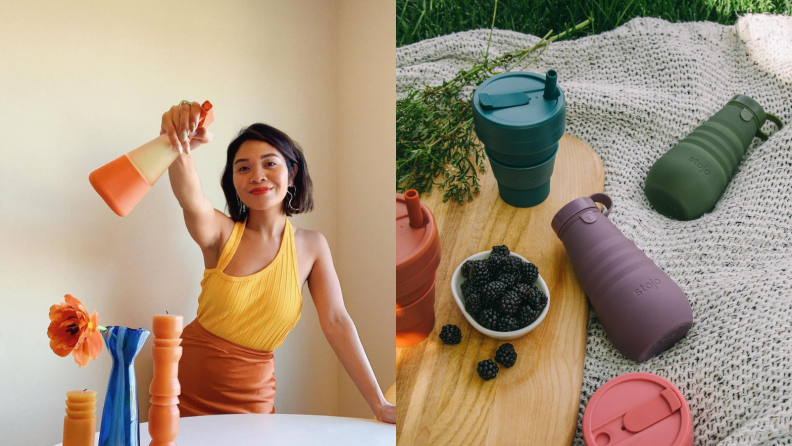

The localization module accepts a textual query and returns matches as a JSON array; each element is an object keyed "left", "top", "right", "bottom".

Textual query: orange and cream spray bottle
[{"left": 89, "top": 100, "right": 214, "bottom": 217}]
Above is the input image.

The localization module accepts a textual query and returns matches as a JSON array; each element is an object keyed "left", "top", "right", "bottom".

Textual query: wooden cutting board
[{"left": 396, "top": 134, "right": 604, "bottom": 446}]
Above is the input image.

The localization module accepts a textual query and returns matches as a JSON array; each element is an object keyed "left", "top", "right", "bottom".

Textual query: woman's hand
[
  {"left": 161, "top": 101, "right": 213, "bottom": 154},
  {"left": 375, "top": 402, "right": 396, "bottom": 424}
]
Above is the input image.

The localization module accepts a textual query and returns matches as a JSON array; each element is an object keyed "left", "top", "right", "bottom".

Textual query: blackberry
[
  {"left": 525, "top": 285, "right": 545, "bottom": 311},
  {"left": 487, "top": 254, "right": 505, "bottom": 276},
  {"left": 499, "top": 291, "right": 521, "bottom": 316},
  {"left": 488, "top": 246, "right": 509, "bottom": 274},
  {"left": 512, "top": 283, "right": 532, "bottom": 304},
  {"left": 496, "top": 315, "right": 519, "bottom": 332},
  {"left": 498, "top": 272, "right": 520, "bottom": 288},
  {"left": 501, "top": 255, "right": 522, "bottom": 275},
  {"left": 497, "top": 314, "right": 520, "bottom": 331},
  {"left": 468, "top": 260, "right": 491, "bottom": 286},
  {"left": 477, "top": 359, "right": 499, "bottom": 380},
  {"left": 491, "top": 245, "right": 510, "bottom": 258},
  {"left": 462, "top": 281, "right": 482, "bottom": 299},
  {"left": 478, "top": 308, "right": 499, "bottom": 330},
  {"left": 461, "top": 260, "right": 474, "bottom": 279},
  {"left": 464, "top": 289, "right": 484, "bottom": 317},
  {"left": 482, "top": 281, "right": 507, "bottom": 307},
  {"left": 518, "top": 305, "right": 538, "bottom": 328},
  {"left": 529, "top": 284, "right": 548, "bottom": 311},
  {"left": 495, "top": 343, "right": 518, "bottom": 368},
  {"left": 439, "top": 324, "right": 462, "bottom": 344},
  {"left": 520, "top": 260, "right": 539, "bottom": 285}
]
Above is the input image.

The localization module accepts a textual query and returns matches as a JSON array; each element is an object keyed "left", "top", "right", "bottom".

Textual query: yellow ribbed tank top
[{"left": 196, "top": 218, "right": 302, "bottom": 351}]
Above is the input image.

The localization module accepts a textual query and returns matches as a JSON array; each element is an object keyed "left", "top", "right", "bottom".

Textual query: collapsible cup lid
[
  {"left": 397, "top": 191, "right": 441, "bottom": 283},
  {"left": 472, "top": 70, "right": 565, "bottom": 151},
  {"left": 583, "top": 372, "right": 693, "bottom": 446},
  {"left": 551, "top": 193, "right": 613, "bottom": 237}
]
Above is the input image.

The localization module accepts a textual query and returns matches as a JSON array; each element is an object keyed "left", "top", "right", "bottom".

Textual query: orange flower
[{"left": 47, "top": 294, "right": 103, "bottom": 368}]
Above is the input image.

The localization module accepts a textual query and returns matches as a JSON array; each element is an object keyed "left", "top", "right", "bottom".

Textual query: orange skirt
[{"left": 178, "top": 319, "right": 276, "bottom": 417}]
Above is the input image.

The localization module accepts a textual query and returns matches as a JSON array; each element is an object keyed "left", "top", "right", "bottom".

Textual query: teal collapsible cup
[
  {"left": 485, "top": 145, "right": 558, "bottom": 207},
  {"left": 473, "top": 70, "right": 566, "bottom": 207}
]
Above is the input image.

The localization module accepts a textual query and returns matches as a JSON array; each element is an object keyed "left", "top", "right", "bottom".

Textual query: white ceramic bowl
[{"left": 451, "top": 250, "right": 550, "bottom": 340}]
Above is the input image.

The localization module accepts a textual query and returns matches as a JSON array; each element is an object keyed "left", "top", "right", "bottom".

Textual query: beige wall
[
  {"left": 0, "top": 1, "right": 394, "bottom": 444},
  {"left": 333, "top": 0, "right": 397, "bottom": 418}
]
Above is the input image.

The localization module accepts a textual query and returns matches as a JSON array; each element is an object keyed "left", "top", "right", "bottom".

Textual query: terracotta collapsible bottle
[
  {"left": 645, "top": 94, "right": 783, "bottom": 220},
  {"left": 472, "top": 70, "right": 565, "bottom": 207},
  {"left": 396, "top": 190, "right": 441, "bottom": 347},
  {"left": 583, "top": 373, "right": 693, "bottom": 446},
  {"left": 551, "top": 193, "right": 693, "bottom": 362},
  {"left": 89, "top": 101, "right": 214, "bottom": 217}
]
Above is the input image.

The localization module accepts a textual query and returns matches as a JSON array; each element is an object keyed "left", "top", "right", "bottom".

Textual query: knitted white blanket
[{"left": 397, "top": 15, "right": 792, "bottom": 445}]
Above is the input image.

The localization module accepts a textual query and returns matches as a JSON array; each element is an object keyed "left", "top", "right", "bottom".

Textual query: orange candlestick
[
  {"left": 62, "top": 390, "right": 97, "bottom": 446},
  {"left": 149, "top": 315, "right": 183, "bottom": 446}
]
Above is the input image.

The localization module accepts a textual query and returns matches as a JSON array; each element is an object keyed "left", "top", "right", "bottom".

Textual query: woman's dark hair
[{"left": 221, "top": 123, "right": 313, "bottom": 221}]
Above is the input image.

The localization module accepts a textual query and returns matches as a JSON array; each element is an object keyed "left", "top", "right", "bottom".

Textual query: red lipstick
[{"left": 250, "top": 187, "right": 272, "bottom": 195}]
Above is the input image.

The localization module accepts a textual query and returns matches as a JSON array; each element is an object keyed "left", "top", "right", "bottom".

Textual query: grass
[{"left": 397, "top": 0, "right": 792, "bottom": 46}]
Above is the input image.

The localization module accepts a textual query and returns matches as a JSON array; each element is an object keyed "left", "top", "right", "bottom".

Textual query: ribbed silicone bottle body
[
  {"left": 555, "top": 198, "right": 693, "bottom": 362},
  {"left": 645, "top": 103, "right": 759, "bottom": 220}
]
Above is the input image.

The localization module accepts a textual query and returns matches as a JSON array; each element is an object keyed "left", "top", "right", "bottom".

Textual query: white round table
[{"left": 55, "top": 414, "right": 395, "bottom": 446}]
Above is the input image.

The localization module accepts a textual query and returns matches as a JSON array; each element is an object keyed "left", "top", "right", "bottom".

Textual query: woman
[{"left": 163, "top": 100, "right": 395, "bottom": 423}]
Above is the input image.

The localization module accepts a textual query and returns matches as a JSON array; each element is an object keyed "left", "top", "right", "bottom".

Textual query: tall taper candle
[
  {"left": 149, "top": 315, "right": 183, "bottom": 446},
  {"left": 63, "top": 390, "right": 97, "bottom": 446}
]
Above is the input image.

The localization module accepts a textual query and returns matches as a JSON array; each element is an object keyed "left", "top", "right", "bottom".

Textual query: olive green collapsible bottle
[{"left": 645, "top": 95, "right": 783, "bottom": 220}]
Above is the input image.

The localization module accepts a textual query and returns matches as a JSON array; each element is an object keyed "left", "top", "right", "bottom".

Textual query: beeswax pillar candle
[{"left": 62, "top": 390, "right": 97, "bottom": 446}]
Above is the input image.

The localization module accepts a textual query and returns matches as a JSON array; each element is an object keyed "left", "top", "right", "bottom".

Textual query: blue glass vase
[{"left": 99, "top": 326, "right": 150, "bottom": 446}]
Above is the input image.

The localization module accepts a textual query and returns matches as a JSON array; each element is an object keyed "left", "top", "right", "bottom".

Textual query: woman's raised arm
[{"left": 163, "top": 101, "right": 227, "bottom": 251}]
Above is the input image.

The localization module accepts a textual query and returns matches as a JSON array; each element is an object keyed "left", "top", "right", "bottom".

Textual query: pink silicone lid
[{"left": 583, "top": 372, "right": 693, "bottom": 446}]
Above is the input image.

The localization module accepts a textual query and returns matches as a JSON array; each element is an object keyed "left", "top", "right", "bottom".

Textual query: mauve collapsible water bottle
[
  {"left": 552, "top": 193, "right": 693, "bottom": 362},
  {"left": 645, "top": 94, "right": 783, "bottom": 220}
]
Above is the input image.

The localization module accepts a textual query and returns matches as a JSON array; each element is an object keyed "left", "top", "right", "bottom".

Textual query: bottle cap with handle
[{"left": 89, "top": 100, "right": 214, "bottom": 217}]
